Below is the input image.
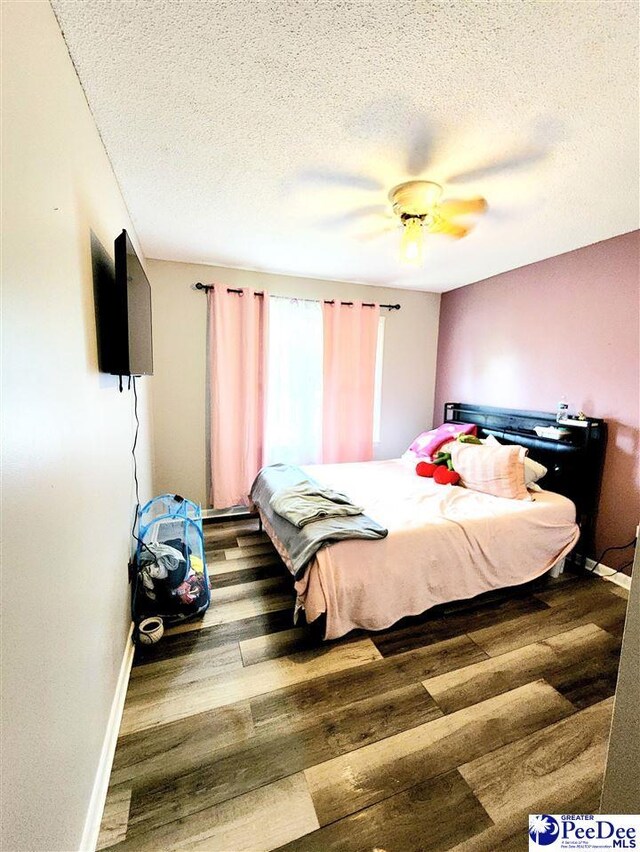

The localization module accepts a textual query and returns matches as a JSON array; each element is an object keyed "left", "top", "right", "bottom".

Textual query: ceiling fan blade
[
  {"left": 296, "top": 169, "right": 384, "bottom": 191},
  {"left": 427, "top": 219, "right": 472, "bottom": 239},
  {"left": 446, "top": 150, "right": 546, "bottom": 185},
  {"left": 312, "top": 205, "right": 389, "bottom": 230},
  {"left": 439, "top": 197, "right": 488, "bottom": 218},
  {"left": 406, "top": 123, "right": 434, "bottom": 177},
  {"left": 358, "top": 224, "right": 397, "bottom": 242}
]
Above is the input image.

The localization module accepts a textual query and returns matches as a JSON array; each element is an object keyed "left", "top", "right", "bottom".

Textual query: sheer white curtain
[{"left": 264, "top": 296, "right": 323, "bottom": 466}]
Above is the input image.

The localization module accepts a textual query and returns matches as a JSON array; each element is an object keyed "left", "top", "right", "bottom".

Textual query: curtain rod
[{"left": 194, "top": 283, "right": 400, "bottom": 310}]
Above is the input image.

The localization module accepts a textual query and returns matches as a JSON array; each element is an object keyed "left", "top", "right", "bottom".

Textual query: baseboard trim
[
  {"left": 79, "top": 622, "right": 135, "bottom": 852},
  {"left": 201, "top": 506, "right": 256, "bottom": 523},
  {"left": 585, "top": 558, "right": 632, "bottom": 591}
]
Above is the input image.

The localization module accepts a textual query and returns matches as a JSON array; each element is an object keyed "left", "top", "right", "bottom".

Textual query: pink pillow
[
  {"left": 407, "top": 423, "right": 477, "bottom": 460},
  {"left": 449, "top": 441, "right": 530, "bottom": 500}
]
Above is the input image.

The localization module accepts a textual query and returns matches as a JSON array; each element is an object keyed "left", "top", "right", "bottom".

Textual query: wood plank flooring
[{"left": 99, "top": 519, "right": 628, "bottom": 851}]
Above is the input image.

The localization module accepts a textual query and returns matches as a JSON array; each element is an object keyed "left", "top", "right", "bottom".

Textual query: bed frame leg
[{"left": 549, "top": 557, "right": 565, "bottom": 579}]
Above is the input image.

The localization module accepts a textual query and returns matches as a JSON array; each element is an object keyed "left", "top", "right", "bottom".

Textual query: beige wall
[
  {"left": 148, "top": 259, "right": 441, "bottom": 506},
  {"left": 1, "top": 3, "right": 154, "bottom": 850}
]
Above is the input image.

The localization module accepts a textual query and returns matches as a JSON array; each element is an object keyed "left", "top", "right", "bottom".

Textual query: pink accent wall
[{"left": 434, "top": 230, "right": 640, "bottom": 573}]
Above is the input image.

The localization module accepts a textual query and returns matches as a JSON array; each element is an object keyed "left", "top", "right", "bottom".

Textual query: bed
[
  {"left": 253, "top": 404, "right": 606, "bottom": 640},
  {"left": 292, "top": 458, "right": 578, "bottom": 638}
]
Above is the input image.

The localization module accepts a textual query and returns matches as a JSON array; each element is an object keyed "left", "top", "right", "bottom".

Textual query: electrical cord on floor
[{"left": 586, "top": 537, "right": 637, "bottom": 579}]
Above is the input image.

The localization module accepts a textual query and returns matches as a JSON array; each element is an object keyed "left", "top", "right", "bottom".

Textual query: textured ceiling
[{"left": 52, "top": 0, "right": 639, "bottom": 292}]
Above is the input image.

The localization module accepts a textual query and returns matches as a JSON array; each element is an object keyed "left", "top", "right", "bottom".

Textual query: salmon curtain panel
[
  {"left": 208, "top": 287, "right": 268, "bottom": 508},
  {"left": 322, "top": 301, "right": 380, "bottom": 463}
]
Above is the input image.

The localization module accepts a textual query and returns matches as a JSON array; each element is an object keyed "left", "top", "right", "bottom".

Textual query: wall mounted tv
[{"left": 95, "top": 229, "right": 153, "bottom": 377}]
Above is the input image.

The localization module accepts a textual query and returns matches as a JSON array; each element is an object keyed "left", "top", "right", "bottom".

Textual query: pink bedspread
[{"left": 295, "top": 459, "right": 579, "bottom": 640}]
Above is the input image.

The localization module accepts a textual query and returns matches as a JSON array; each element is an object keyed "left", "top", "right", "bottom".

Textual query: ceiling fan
[
  {"left": 386, "top": 180, "right": 487, "bottom": 265},
  {"left": 297, "top": 116, "right": 547, "bottom": 266}
]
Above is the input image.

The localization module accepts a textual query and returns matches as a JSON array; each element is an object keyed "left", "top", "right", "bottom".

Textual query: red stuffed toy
[
  {"left": 416, "top": 459, "right": 461, "bottom": 486},
  {"left": 416, "top": 461, "right": 436, "bottom": 477},
  {"left": 415, "top": 433, "right": 476, "bottom": 485},
  {"left": 433, "top": 465, "right": 460, "bottom": 486}
]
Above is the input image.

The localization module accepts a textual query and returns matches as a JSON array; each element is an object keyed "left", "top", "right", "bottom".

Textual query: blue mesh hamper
[{"left": 133, "top": 494, "right": 210, "bottom": 625}]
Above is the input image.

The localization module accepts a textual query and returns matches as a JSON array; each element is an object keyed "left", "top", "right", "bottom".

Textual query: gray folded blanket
[
  {"left": 250, "top": 463, "right": 388, "bottom": 580},
  {"left": 269, "top": 483, "right": 363, "bottom": 528}
]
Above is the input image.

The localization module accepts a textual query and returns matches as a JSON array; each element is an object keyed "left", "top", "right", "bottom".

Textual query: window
[
  {"left": 263, "top": 297, "right": 324, "bottom": 466},
  {"left": 263, "top": 298, "right": 384, "bottom": 464}
]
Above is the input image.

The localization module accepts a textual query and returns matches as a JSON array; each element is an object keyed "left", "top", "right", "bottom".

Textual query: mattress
[{"left": 294, "top": 458, "right": 580, "bottom": 639}]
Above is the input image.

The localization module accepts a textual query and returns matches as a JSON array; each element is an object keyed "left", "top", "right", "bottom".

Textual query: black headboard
[{"left": 444, "top": 402, "right": 607, "bottom": 566}]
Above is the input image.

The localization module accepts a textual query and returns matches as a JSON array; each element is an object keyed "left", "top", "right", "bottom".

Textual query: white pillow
[
  {"left": 482, "top": 434, "right": 547, "bottom": 488},
  {"left": 524, "top": 457, "right": 548, "bottom": 487},
  {"left": 481, "top": 434, "right": 501, "bottom": 448}
]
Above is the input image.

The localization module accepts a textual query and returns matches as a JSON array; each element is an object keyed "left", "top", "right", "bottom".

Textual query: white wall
[
  {"left": 1, "top": 3, "right": 154, "bottom": 850},
  {"left": 148, "top": 259, "right": 441, "bottom": 506}
]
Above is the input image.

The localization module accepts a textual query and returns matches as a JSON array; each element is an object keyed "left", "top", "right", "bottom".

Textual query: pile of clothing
[
  {"left": 270, "top": 484, "right": 363, "bottom": 528},
  {"left": 251, "top": 464, "right": 387, "bottom": 580},
  {"left": 136, "top": 537, "right": 209, "bottom": 622}
]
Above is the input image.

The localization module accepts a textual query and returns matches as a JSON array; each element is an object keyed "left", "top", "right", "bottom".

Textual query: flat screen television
[{"left": 95, "top": 229, "right": 153, "bottom": 376}]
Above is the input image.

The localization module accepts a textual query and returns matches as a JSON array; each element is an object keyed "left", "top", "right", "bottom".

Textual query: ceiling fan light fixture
[
  {"left": 400, "top": 216, "right": 424, "bottom": 265},
  {"left": 388, "top": 180, "right": 443, "bottom": 216}
]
